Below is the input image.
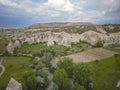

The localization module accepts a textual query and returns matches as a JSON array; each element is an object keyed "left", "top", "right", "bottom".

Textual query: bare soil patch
[{"left": 51, "top": 48, "right": 117, "bottom": 65}]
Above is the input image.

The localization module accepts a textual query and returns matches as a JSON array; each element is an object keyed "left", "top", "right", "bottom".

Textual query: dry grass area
[{"left": 51, "top": 48, "right": 117, "bottom": 65}]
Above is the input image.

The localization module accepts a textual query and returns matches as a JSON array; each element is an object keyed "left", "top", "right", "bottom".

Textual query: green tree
[
  {"left": 73, "top": 63, "right": 93, "bottom": 89},
  {"left": 39, "top": 48, "right": 56, "bottom": 57},
  {"left": 36, "top": 76, "right": 48, "bottom": 90},
  {"left": 53, "top": 69, "right": 71, "bottom": 90},
  {"left": 23, "top": 71, "right": 37, "bottom": 90},
  {"left": 37, "top": 67, "right": 49, "bottom": 78},
  {"left": 72, "top": 83, "right": 86, "bottom": 90},
  {"left": 114, "top": 54, "right": 120, "bottom": 65},
  {"left": 42, "top": 52, "right": 53, "bottom": 67},
  {"left": 94, "top": 41, "right": 103, "bottom": 47},
  {"left": 35, "top": 61, "right": 45, "bottom": 70},
  {"left": 57, "top": 57, "right": 74, "bottom": 77}
]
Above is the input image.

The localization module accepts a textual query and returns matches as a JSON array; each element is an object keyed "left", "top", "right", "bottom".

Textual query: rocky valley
[{"left": 0, "top": 23, "right": 120, "bottom": 90}]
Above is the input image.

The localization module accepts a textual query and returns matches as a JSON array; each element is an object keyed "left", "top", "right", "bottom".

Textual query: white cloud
[
  {"left": 0, "top": 0, "right": 20, "bottom": 7},
  {"left": 0, "top": 0, "right": 119, "bottom": 23},
  {"left": 45, "top": 0, "right": 74, "bottom": 12}
]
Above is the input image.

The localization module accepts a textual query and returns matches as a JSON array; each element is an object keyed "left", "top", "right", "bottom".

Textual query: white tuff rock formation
[
  {"left": 6, "top": 78, "right": 22, "bottom": 90},
  {"left": 6, "top": 41, "right": 14, "bottom": 54},
  {"left": 104, "top": 32, "right": 120, "bottom": 47},
  {"left": 79, "top": 30, "right": 105, "bottom": 45},
  {"left": 25, "top": 37, "right": 35, "bottom": 45},
  {"left": 95, "top": 26, "right": 107, "bottom": 34},
  {"left": 116, "top": 80, "right": 120, "bottom": 87},
  {"left": 14, "top": 40, "right": 21, "bottom": 48},
  {"left": 6, "top": 30, "right": 120, "bottom": 54}
]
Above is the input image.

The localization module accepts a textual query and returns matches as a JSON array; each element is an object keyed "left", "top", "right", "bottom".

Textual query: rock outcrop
[
  {"left": 14, "top": 40, "right": 21, "bottom": 48},
  {"left": 79, "top": 30, "right": 105, "bottom": 45},
  {"left": 7, "top": 40, "right": 22, "bottom": 54},
  {"left": 6, "top": 30, "right": 120, "bottom": 54},
  {"left": 104, "top": 32, "right": 120, "bottom": 47},
  {"left": 6, "top": 78, "right": 22, "bottom": 90},
  {"left": 6, "top": 41, "right": 14, "bottom": 54},
  {"left": 116, "top": 80, "right": 120, "bottom": 87},
  {"left": 21, "top": 31, "right": 80, "bottom": 47}
]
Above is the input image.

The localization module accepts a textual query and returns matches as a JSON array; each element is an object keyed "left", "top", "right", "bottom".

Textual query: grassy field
[
  {"left": 53, "top": 48, "right": 120, "bottom": 90},
  {"left": 15, "top": 42, "right": 91, "bottom": 56},
  {"left": 106, "top": 48, "right": 120, "bottom": 54},
  {"left": 15, "top": 43, "right": 70, "bottom": 56},
  {"left": 90, "top": 56, "right": 120, "bottom": 90},
  {"left": 15, "top": 43, "right": 47, "bottom": 54},
  {"left": 0, "top": 56, "right": 32, "bottom": 90}
]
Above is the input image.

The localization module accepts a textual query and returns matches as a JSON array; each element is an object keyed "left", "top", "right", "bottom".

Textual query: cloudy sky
[{"left": 0, "top": 0, "right": 120, "bottom": 27}]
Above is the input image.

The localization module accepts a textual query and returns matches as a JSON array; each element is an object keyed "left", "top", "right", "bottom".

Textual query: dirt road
[{"left": 0, "top": 59, "right": 5, "bottom": 77}]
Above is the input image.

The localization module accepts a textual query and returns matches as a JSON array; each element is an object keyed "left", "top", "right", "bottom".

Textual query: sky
[{"left": 0, "top": 0, "right": 120, "bottom": 27}]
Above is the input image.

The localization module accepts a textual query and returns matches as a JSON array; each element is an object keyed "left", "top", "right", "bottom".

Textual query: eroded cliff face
[
  {"left": 6, "top": 30, "right": 120, "bottom": 54},
  {"left": 11, "top": 31, "right": 81, "bottom": 47},
  {"left": 79, "top": 31, "right": 106, "bottom": 45},
  {"left": 103, "top": 32, "right": 120, "bottom": 47}
]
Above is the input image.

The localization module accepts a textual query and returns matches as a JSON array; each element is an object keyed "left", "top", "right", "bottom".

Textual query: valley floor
[{"left": 0, "top": 48, "right": 120, "bottom": 90}]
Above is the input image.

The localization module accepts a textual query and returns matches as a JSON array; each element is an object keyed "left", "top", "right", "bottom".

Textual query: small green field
[
  {"left": 15, "top": 43, "right": 70, "bottom": 56},
  {"left": 0, "top": 56, "right": 32, "bottom": 90},
  {"left": 106, "top": 48, "right": 120, "bottom": 54},
  {"left": 15, "top": 42, "right": 91, "bottom": 56},
  {"left": 15, "top": 43, "right": 46, "bottom": 54},
  {"left": 90, "top": 56, "right": 120, "bottom": 90}
]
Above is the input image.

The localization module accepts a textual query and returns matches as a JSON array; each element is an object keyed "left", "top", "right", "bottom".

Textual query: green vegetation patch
[
  {"left": 0, "top": 37, "right": 8, "bottom": 53},
  {"left": 91, "top": 56, "right": 120, "bottom": 90},
  {"left": 55, "top": 53, "right": 120, "bottom": 90},
  {"left": 15, "top": 43, "right": 70, "bottom": 56},
  {"left": 0, "top": 67, "right": 2, "bottom": 73},
  {"left": 0, "top": 56, "right": 32, "bottom": 90},
  {"left": 102, "top": 24, "right": 120, "bottom": 33},
  {"left": 15, "top": 43, "right": 47, "bottom": 54},
  {"left": 106, "top": 48, "right": 120, "bottom": 54},
  {"left": 15, "top": 42, "right": 92, "bottom": 56}
]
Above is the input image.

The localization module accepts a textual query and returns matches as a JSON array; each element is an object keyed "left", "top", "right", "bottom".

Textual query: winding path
[
  {"left": 46, "top": 72, "right": 53, "bottom": 90},
  {"left": 0, "top": 59, "right": 5, "bottom": 77}
]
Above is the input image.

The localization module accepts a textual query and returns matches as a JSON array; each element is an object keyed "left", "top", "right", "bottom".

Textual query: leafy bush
[
  {"left": 53, "top": 69, "right": 72, "bottom": 90},
  {"left": 23, "top": 71, "right": 37, "bottom": 90},
  {"left": 57, "top": 57, "right": 74, "bottom": 78},
  {"left": 94, "top": 41, "right": 103, "bottom": 47},
  {"left": 72, "top": 83, "right": 86, "bottom": 90},
  {"left": 73, "top": 63, "right": 93, "bottom": 89}
]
